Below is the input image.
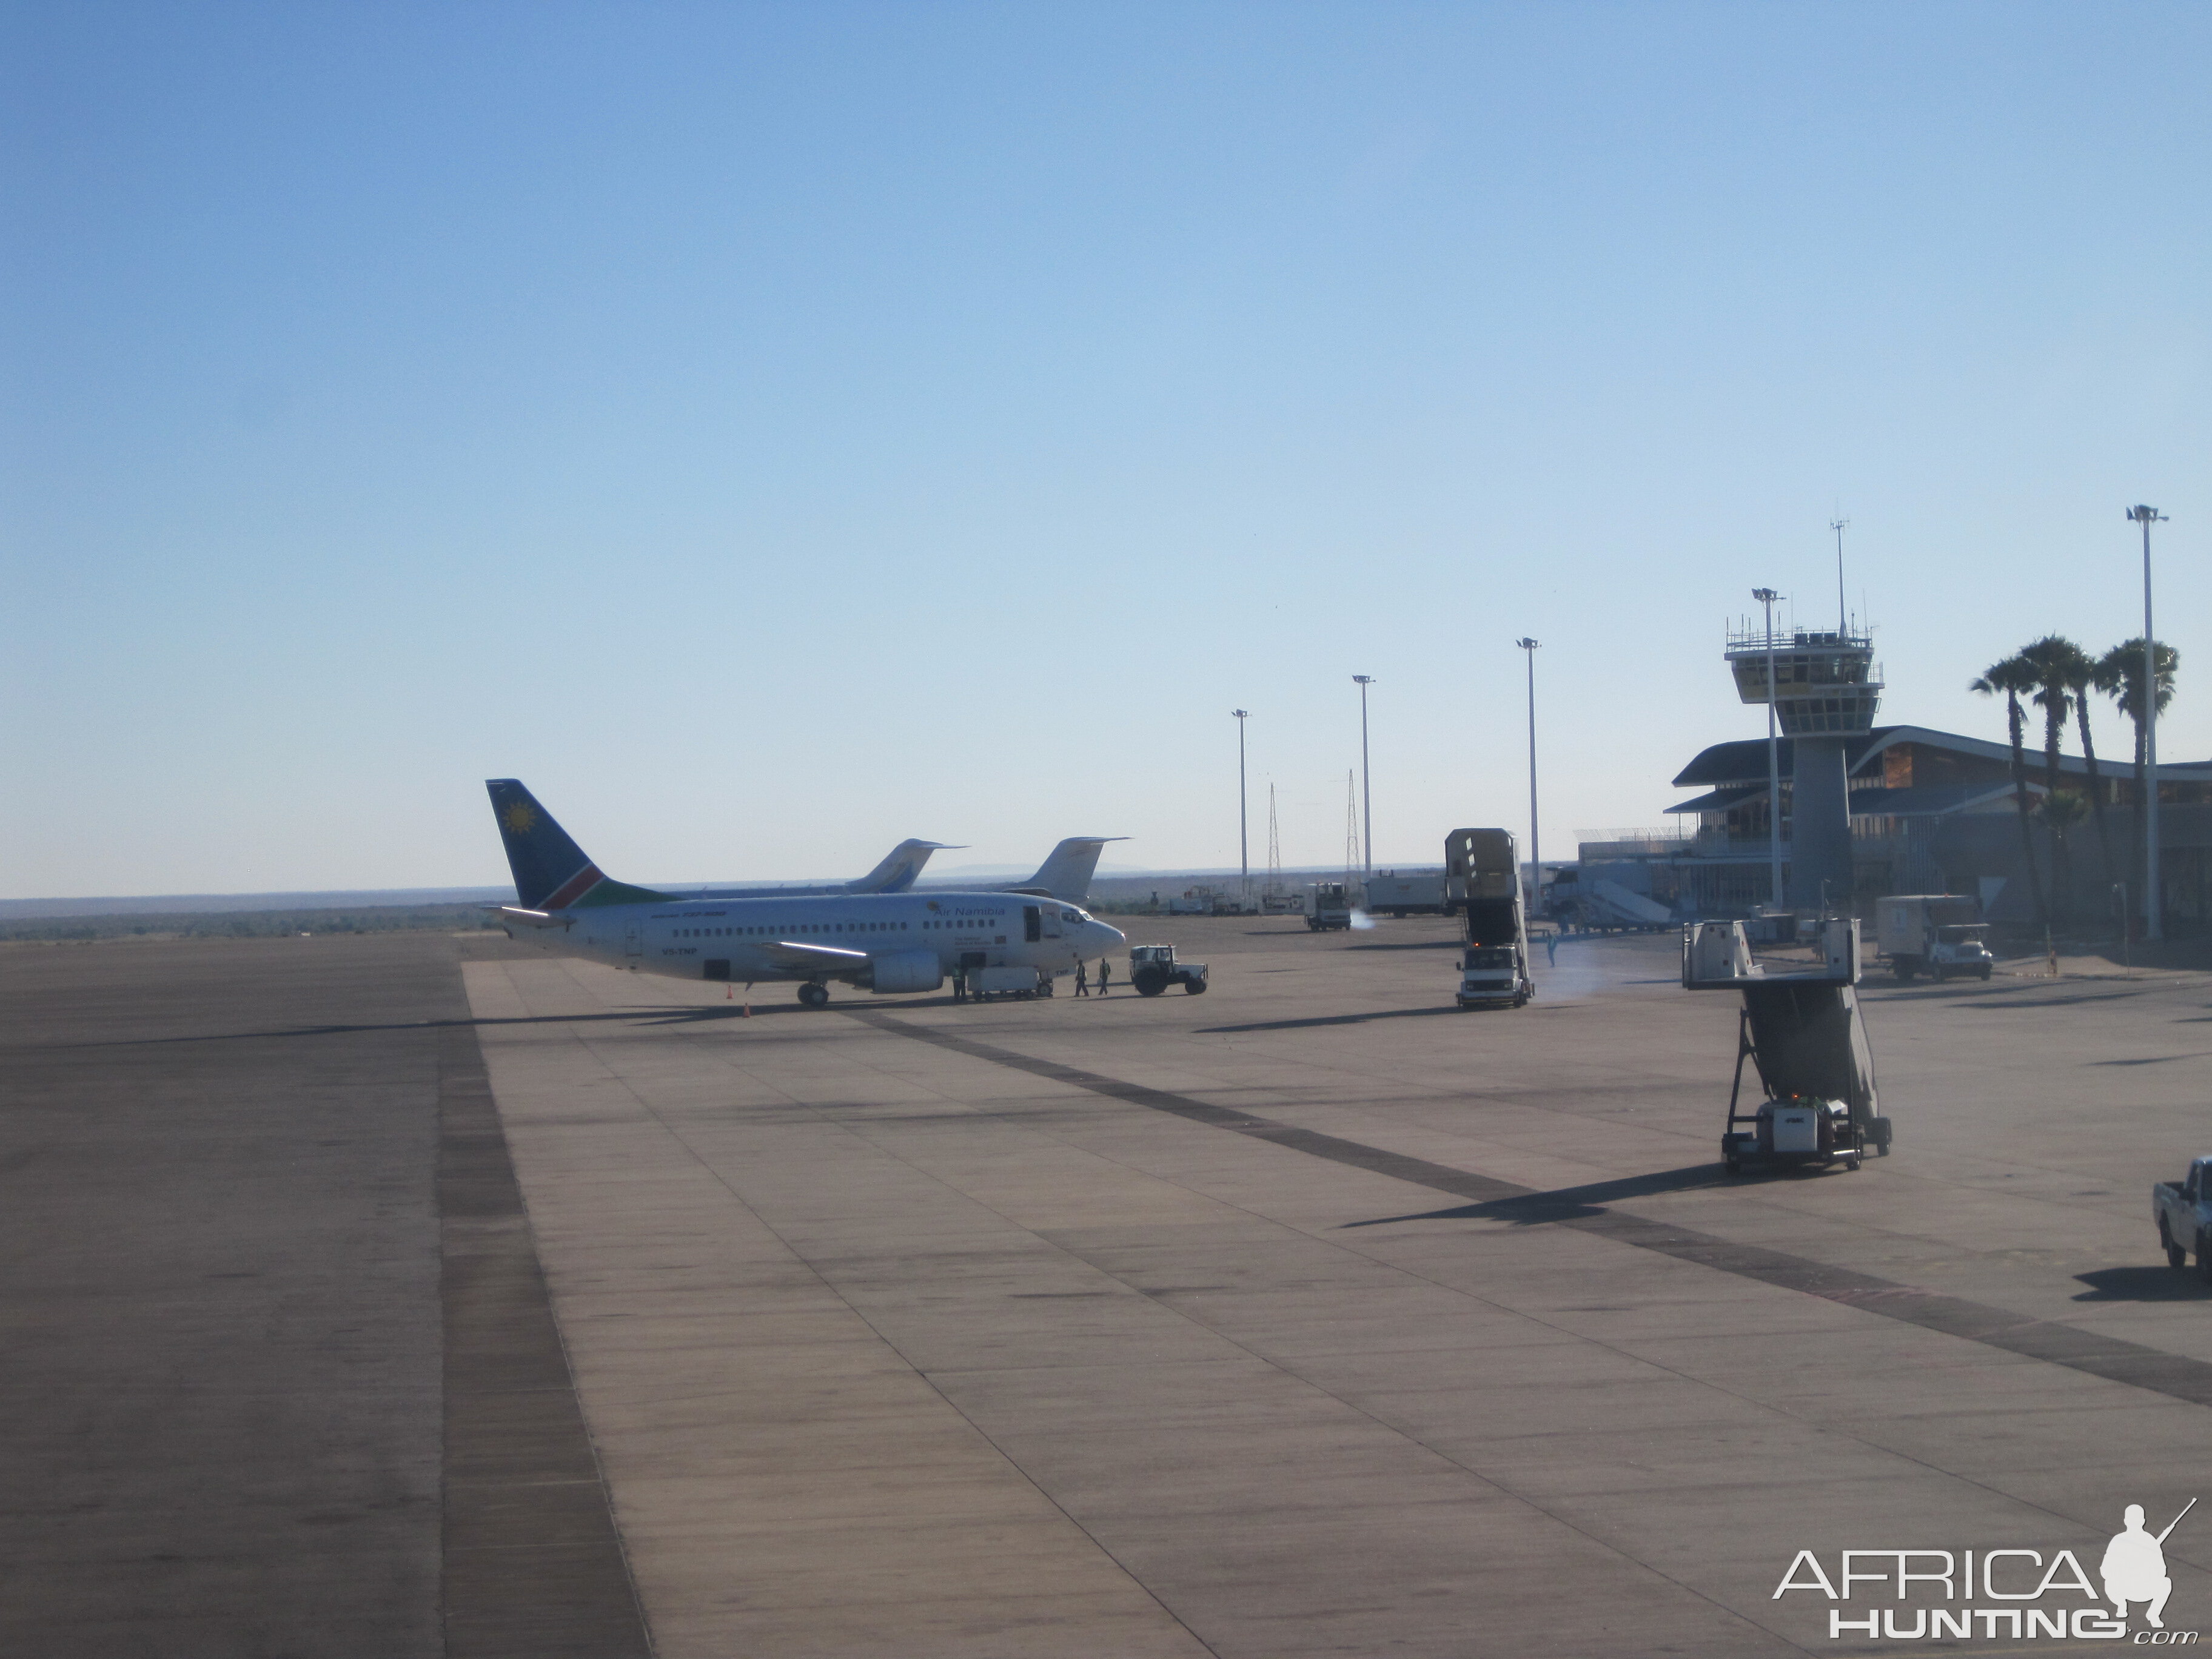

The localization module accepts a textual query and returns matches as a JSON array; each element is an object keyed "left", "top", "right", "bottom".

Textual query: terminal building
[{"left": 1569, "top": 625, "right": 2212, "bottom": 928}]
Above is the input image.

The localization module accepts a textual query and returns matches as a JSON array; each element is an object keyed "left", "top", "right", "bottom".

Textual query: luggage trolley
[{"left": 1683, "top": 918, "right": 1894, "bottom": 1175}]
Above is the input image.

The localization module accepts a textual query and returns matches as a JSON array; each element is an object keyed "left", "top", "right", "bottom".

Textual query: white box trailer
[{"left": 1365, "top": 871, "right": 1446, "bottom": 916}]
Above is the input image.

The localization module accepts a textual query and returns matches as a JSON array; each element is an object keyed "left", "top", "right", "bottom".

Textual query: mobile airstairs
[{"left": 1682, "top": 919, "right": 1893, "bottom": 1175}]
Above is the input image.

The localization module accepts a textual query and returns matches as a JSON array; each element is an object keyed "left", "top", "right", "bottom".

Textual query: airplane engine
[{"left": 867, "top": 950, "right": 944, "bottom": 994}]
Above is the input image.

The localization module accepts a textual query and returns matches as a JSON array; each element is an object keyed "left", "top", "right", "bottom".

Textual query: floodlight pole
[
  {"left": 1232, "top": 709, "right": 1250, "bottom": 903},
  {"left": 2131, "top": 506, "right": 2168, "bottom": 940},
  {"left": 1517, "top": 640, "right": 1541, "bottom": 911},
  {"left": 1352, "top": 677, "right": 1375, "bottom": 883},
  {"left": 1754, "top": 588, "right": 1783, "bottom": 909}
]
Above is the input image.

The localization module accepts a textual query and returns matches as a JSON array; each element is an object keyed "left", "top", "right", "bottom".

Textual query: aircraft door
[
  {"left": 623, "top": 919, "right": 643, "bottom": 959},
  {"left": 1023, "top": 905, "right": 1042, "bottom": 943},
  {"left": 1041, "top": 906, "right": 1062, "bottom": 939}
]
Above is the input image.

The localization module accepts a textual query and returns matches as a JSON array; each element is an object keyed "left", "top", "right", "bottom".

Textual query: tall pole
[
  {"left": 1232, "top": 709, "right": 1250, "bottom": 903},
  {"left": 2131, "top": 506, "right": 2168, "bottom": 940},
  {"left": 1517, "top": 640, "right": 1541, "bottom": 911},
  {"left": 1754, "top": 588, "right": 1783, "bottom": 908},
  {"left": 1352, "top": 676, "right": 1375, "bottom": 883}
]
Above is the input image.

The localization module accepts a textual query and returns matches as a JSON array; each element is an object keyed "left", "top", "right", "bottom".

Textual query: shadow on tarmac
[
  {"left": 1198, "top": 1005, "right": 1467, "bottom": 1035},
  {"left": 2073, "top": 1267, "right": 2212, "bottom": 1302},
  {"left": 75, "top": 996, "right": 979, "bottom": 1047},
  {"left": 1341, "top": 1161, "right": 1732, "bottom": 1228}
]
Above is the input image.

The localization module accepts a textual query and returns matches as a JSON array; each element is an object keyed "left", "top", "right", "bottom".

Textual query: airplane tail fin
[
  {"left": 484, "top": 780, "right": 670, "bottom": 910},
  {"left": 1010, "top": 837, "right": 1126, "bottom": 904},
  {"left": 846, "top": 839, "right": 961, "bottom": 895}
]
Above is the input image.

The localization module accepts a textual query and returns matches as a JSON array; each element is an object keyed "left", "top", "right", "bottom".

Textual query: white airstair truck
[
  {"left": 1445, "top": 828, "right": 1533, "bottom": 1008},
  {"left": 1683, "top": 917, "right": 1893, "bottom": 1173}
]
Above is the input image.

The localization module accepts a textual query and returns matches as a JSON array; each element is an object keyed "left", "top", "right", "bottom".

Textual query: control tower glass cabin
[{"left": 1724, "top": 625, "right": 1883, "bottom": 908}]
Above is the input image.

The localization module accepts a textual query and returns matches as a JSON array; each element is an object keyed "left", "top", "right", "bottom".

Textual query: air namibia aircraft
[{"left": 486, "top": 780, "right": 1125, "bottom": 1007}]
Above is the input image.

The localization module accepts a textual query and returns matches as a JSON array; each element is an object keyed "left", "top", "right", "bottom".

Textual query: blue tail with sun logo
[{"left": 485, "top": 780, "right": 672, "bottom": 910}]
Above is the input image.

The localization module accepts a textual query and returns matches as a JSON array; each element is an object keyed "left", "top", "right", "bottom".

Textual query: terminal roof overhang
[
  {"left": 1672, "top": 723, "right": 2212, "bottom": 791},
  {"left": 1664, "top": 780, "right": 2029, "bottom": 817}
]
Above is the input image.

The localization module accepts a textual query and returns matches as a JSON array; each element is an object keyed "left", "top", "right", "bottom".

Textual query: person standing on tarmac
[
  {"left": 1096, "top": 957, "right": 1111, "bottom": 996},
  {"left": 1074, "top": 960, "right": 1089, "bottom": 997},
  {"left": 951, "top": 967, "right": 966, "bottom": 1004}
]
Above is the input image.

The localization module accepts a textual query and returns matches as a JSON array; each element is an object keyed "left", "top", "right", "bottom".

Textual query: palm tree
[
  {"left": 2096, "top": 637, "right": 2179, "bottom": 931},
  {"left": 2017, "top": 636, "right": 2093, "bottom": 916},
  {"left": 1971, "top": 654, "right": 2048, "bottom": 927},
  {"left": 2059, "top": 645, "right": 2118, "bottom": 886}
]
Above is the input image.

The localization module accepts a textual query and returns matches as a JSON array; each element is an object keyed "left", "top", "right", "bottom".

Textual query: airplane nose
[{"left": 1096, "top": 920, "right": 1125, "bottom": 950}]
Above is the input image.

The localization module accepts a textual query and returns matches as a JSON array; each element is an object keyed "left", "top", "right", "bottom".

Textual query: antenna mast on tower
[{"left": 1831, "top": 516, "right": 1850, "bottom": 633}]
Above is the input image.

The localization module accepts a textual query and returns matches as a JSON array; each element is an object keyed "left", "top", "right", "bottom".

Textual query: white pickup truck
[{"left": 2153, "top": 1157, "right": 2212, "bottom": 1279}]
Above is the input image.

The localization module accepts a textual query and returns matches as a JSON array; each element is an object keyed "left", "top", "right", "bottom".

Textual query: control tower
[{"left": 1724, "top": 624, "right": 1882, "bottom": 910}]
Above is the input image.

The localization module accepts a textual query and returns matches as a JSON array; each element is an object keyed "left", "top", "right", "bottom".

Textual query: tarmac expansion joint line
[{"left": 845, "top": 1007, "right": 2212, "bottom": 1413}]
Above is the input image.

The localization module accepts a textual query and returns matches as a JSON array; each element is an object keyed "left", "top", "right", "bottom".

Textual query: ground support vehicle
[
  {"left": 1877, "top": 894, "right": 1994, "bottom": 982},
  {"left": 1307, "top": 882, "right": 1358, "bottom": 931},
  {"left": 968, "top": 965, "right": 1051, "bottom": 1002},
  {"left": 1456, "top": 943, "right": 1531, "bottom": 1008},
  {"left": 1260, "top": 891, "right": 1305, "bottom": 915},
  {"left": 2153, "top": 1158, "right": 2212, "bottom": 1281},
  {"left": 1444, "top": 829, "right": 1533, "bottom": 1010},
  {"left": 1129, "top": 944, "right": 1208, "bottom": 996},
  {"left": 1683, "top": 918, "right": 1894, "bottom": 1175},
  {"left": 1367, "top": 871, "right": 1447, "bottom": 917}
]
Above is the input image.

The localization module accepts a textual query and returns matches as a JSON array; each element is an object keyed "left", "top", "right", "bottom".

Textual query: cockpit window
[{"left": 1062, "top": 910, "right": 1084, "bottom": 923}]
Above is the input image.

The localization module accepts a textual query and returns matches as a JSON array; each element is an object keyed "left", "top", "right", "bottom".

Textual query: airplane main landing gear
[{"left": 797, "top": 983, "right": 830, "bottom": 1008}]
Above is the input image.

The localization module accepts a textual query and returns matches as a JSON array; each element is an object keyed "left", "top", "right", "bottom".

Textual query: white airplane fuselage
[{"left": 502, "top": 888, "right": 1124, "bottom": 991}]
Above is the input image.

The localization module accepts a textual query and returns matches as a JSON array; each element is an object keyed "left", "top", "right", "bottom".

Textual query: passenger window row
[{"left": 670, "top": 921, "right": 914, "bottom": 937}]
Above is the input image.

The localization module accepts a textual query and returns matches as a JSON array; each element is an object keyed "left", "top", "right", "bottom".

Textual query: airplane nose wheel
[{"left": 797, "top": 983, "right": 830, "bottom": 1008}]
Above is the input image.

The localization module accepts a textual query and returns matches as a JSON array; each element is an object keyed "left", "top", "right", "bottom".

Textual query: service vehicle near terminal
[
  {"left": 1128, "top": 943, "right": 1208, "bottom": 996},
  {"left": 1877, "top": 893, "right": 1995, "bottom": 982},
  {"left": 1444, "top": 828, "right": 1533, "bottom": 1008},
  {"left": 2153, "top": 1157, "right": 2212, "bottom": 1280}
]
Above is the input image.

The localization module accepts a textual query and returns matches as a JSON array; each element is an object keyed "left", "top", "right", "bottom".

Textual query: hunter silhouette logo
[
  {"left": 1774, "top": 1498, "right": 2198, "bottom": 1641},
  {"left": 2104, "top": 1500, "right": 2193, "bottom": 1630}
]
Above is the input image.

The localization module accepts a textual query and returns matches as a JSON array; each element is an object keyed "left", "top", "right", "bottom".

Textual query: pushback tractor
[{"left": 1682, "top": 918, "right": 1893, "bottom": 1175}]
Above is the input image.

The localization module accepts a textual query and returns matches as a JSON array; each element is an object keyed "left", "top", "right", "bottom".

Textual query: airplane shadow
[
  {"left": 1341, "top": 1162, "right": 1732, "bottom": 1228},
  {"left": 1198, "top": 1005, "right": 1469, "bottom": 1035},
  {"left": 2073, "top": 1266, "right": 2212, "bottom": 1302},
  {"left": 91, "top": 995, "right": 968, "bottom": 1047}
]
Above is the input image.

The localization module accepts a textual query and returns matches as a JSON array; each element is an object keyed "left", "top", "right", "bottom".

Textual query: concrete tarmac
[
  {"left": 464, "top": 918, "right": 2212, "bottom": 1657},
  {"left": 10, "top": 921, "right": 2212, "bottom": 1655}
]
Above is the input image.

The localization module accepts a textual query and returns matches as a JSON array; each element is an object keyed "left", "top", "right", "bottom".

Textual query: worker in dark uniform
[
  {"left": 952, "top": 967, "right": 966, "bottom": 1004},
  {"left": 1096, "top": 957, "right": 1111, "bottom": 996},
  {"left": 1074, "top": 960, "right": 1089, "bottom": 997}
]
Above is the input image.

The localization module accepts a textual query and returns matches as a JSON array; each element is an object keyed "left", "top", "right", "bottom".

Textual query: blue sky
[{"left": 4, "top": 1, "right": 2206, "bottom": 897}]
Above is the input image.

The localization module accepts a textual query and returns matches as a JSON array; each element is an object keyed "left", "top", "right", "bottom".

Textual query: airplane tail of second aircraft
[
  {"left": 1014, "top": 837, "right": 1127, "bottom": 904},
  {"left": 485, "top": 780, "right": 670, "bottom": 910},
  {"left": 846, "top": 839, "right": 960, "bottom": 894}
]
